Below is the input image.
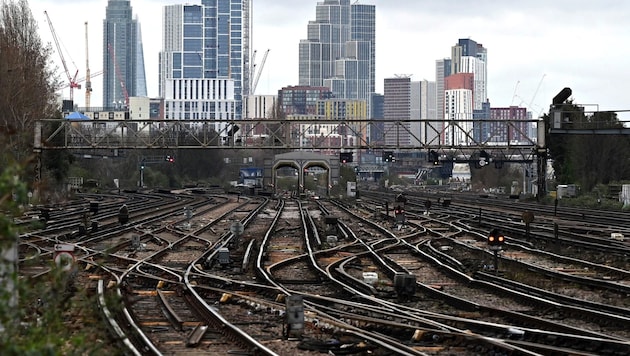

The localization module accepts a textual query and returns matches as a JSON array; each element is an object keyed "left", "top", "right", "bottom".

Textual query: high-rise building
[
  {"left": 411, "top": 80, "right": 437, "bottom": 145},
  {"left": 444, "top": 72, "right": 475, "bottom": 145},
  {"left": 103, "top": 0, "right": 147, "bottom": 108},
  {"left": 160, "top": 1, "right": 249, "bottom": 123},
  {"left": 435, "top": 39, "right": 487, "bottom": 145},
  {"left": 383, "top": 77, "right": 411, "bottom": 147},
  {"left": 370, "top": 93, "right": 384, "bottom": 145},
  {"left": 451, "top": 38, "right": 487, "bottom": 111},
  {"left": 434, "top": 58, "right": 451, "bottom": 144},
  {"left": 351, "top": 4, "right": 376, "bottom": 95},
  {"left": 299, "top": 0, "right": 375, "bottom": 103},
  {"left": 381, "top": 78, "right": 436, "bottom": 147}
]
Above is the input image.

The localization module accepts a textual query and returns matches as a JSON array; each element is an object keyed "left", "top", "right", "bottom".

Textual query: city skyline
[{"left": 32, "top": 0, "right": 630, "bottom": 119}]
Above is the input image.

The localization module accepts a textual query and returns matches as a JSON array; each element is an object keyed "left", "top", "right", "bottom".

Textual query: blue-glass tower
[
  {"left": 103, "top": 0, "right": 147, "bottom": 108},
  {"left": 160, "top": 0, "right": 247, "bottom": 120}
]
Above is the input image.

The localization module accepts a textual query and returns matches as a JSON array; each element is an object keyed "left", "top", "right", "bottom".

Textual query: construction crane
[
  {"left": 44, "top": 11, "right": 80, "bottom": 101},
  {"left": 249, "top": 49, "right": 257, "bottom": 93},
  {"left": 107, "top": 43, "right": 129, "bottom": 107},
  {"left": 510, "top": 80, "right": 520, "bottom": 106},
  {"left": 59, "top": 70, "right": 103, "bottom": 91},
  {"left": 528, "top": 74, "right": 546, "bottom": 116},
  {"left": 85, "top": 21, "right": 92, "bottom": 108},
  {"left": 251, "top": 49, "right": 269, "bottom": 95}
]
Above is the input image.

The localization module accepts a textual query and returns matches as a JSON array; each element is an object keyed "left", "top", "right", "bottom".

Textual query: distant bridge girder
[{"left": 35, "top": 118, "right": 541, "bottom": 163}]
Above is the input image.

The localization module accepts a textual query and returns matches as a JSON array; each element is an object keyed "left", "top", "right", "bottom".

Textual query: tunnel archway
[{"left": 266, "top": 152, "right": 339, "bottom": 197}]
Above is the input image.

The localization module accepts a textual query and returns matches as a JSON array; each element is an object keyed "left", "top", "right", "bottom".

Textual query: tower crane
[
  {"left": 251, "top": 49, "right": 269, "bottom": 95},
  {"left": 528, "top": 74, "right": 546, "bottom": 116},
  {"left": 85, "top": 21, "right": 92, "bottom": 108},
  {"left": 250, "top": 49, "right": 257, "bottom": 93},
  {"left": 44, "top": 11, "right": 80, "bottom": 101},
  {"left": 59, "top": 70, "right": 103, "bottom": 91}
]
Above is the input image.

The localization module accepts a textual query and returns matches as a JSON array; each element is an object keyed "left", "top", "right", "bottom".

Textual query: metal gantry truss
[{"left": 35, "top": 117, "right": 543, "bottom": 162}]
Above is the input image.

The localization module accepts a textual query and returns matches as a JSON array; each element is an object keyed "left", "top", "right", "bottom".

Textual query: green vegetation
[
  {"left": 545, "top": 103, "right": 630, "bottom": 192},
  {"left": 0, "top": 1, "right": 120, "bottom": 353}
]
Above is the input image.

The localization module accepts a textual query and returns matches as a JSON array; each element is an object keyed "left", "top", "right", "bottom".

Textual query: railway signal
[
  {"left": 394, "top": 205, "right": 405, "bottom": 224},
  {"left": 488, "top": 229, "right": 505, "bottom": 247},
  {"left": 165, "top": 155, "right": 174, "bottom": 163},
  {"left": 488, "top": 228, "right": 504, "bottom": 275},
  {"left": 340, "top": 152, "right": 353, "bottom": 163},
  {"left": 478, "top": 150, "right": 491, "bottom": 168},
  {"left": 382, "top": 151, "right": 395, "bottom": 163},
  {"left": 429, "top": 150, "right": 439, "bottom": 165}
]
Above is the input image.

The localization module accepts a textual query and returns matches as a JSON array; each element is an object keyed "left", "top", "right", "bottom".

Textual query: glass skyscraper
[
  {"left": 299, "top": 0, "right": 375, "bottom": 103},
  {"left": 103, "top": 0, "right": 147, "bottom": 108},
  {"left": 160, "top": 0, "right": 248, "bottom": 122}
]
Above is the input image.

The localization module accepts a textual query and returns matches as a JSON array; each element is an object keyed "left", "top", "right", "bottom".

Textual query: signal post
[{"left": 487, "top": 229, "right": 505, "bottom": 275}]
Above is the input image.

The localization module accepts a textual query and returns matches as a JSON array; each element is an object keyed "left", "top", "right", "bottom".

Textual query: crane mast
[
  {"left": 44, "top": 11, "right": 80, "bottom": 101},
  {"left": 107, "top": 43, "right": 129, "bottom": 107},
  {"left": 85, "top": 21, "right": 92, "bottom": 108},
  {"left": 251, "top": 49, "right": 269, "bottom": 95}
]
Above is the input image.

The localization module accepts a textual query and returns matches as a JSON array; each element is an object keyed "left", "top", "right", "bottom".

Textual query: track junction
[{"left": 17, "top": 188, "right": 630, "bottom": 355}]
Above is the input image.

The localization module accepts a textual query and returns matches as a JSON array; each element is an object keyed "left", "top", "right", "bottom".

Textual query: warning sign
[{"left": 54, "top": 244, "right": 75, "bottom": 271}]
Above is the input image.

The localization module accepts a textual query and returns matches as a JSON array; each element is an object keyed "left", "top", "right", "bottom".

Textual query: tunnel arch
[{"left": 268, "top": 152, "right": 339, "bottom": 196}]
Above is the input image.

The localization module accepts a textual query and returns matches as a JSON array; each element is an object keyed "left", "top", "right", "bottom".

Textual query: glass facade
[
  {"left": 351, "top": 4, "right": 375, "bottom": 94},
  {"left": 161, "top": 1, "right": 248, "bottom": 123},
  {"left": 299, "top": 1, "right": 375, "bottom": 104},
  {"left": 278, "top": 86, "right": 333, "bottom": 115},
  {"left": 103, "top": 0, "right": 147, "bottom": 108}
]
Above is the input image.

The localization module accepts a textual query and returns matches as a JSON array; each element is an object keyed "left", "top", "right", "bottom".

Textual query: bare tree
[{"left": 0, "top": 0, "right": 59, "bottom": 165}]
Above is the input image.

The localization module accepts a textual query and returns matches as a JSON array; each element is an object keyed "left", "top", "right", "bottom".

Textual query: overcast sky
[{"left": 30, "top": 0, "right": 630, "bottom": 119}]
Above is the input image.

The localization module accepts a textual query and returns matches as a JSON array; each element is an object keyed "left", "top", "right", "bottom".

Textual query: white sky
[{"left": 30, "top": 0, "right": 630, "bottom": 119}]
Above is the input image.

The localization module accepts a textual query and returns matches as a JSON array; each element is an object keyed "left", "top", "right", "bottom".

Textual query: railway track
[{"left": 17, "top": 190, "right": 630, "bottom": 355}]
